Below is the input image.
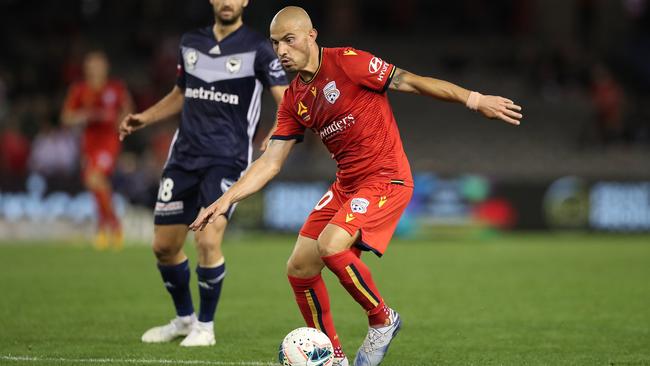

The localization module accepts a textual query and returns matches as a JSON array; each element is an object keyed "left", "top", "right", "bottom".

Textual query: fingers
[
  {"left": 503, "top": 108, "right": 523, "bottom": 120},
  {"left": 189, "top": 211, "right": 212, "bottom": 231},
  {"left": 497, "top": 112, "right": 520, "bottom": 125}
]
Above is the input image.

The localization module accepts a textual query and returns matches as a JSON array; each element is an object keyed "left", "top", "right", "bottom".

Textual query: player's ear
[
  {"left": 309, "top": 28, "right": 318, "bottom": 41},
  {"left": 242, "top": 0, "right": 249, "bottom": 8}
]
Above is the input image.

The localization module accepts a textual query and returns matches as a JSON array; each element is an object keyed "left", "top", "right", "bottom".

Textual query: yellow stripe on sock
[
  {"left": 345, "top": 266, "right": 379, "bottom": 307},
  {"left": 304, "top": 290, "right": 321, "bottom": 331}
]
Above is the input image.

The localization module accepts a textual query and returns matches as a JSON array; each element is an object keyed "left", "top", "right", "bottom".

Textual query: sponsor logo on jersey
[
  {"left": 184, "top": 87, "right": 239, "bottom": 105},
  {"left": 377, "top": 62, "right": 390, "bottom": 82},
  {"left": 368, "top": 57, "right": 383, "bottom": 74},
  {"left": 154, "top": 201, "right": 184, "bottom": 216},
  {"left": 378, "top": 196, "right": 388, "bottom": 208},
  {"left": 343, "top": 49, "right": 358, "bottom": 56},
  {"left": 323, "top": 80, "right": 340, "bottom": 104},
  {"left": 351, "top": 198, "right": 370, "bottom": 214},
  {"left": 297, "top": 101, "right": 310, "bottom": 120},
  {"left": 345, "top": 213, "right": 356, "bottom": 223},
  {"left": 185, "top": 49, "right": 199, "bottom": 70},
  {"left": 226, "top": 56, "right": 242, "bottom": 74},
  {"left": 319, "top": 113, "right": 355, "bottom": 141}
]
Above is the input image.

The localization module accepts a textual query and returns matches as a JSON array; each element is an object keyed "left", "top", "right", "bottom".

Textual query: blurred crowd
[{"left": 1, "top": 0, "right": 649, "bottom": 204}]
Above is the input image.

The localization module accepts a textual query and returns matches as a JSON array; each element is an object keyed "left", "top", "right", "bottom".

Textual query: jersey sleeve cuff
[
  {"left": 270, "top": 134, "right": 304, "bottom": 143},
  {"left": 380, "top": 65, "right": 397, "bottom": 93}
]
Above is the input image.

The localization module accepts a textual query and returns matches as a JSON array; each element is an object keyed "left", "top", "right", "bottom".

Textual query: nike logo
[{"left": 345, "top": 214, "right": 355, "bottom": 223}]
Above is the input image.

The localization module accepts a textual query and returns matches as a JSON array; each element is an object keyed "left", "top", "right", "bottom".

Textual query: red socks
[
  {"left": 322, "top": 249, "right": 390, "bottom": 327},
  {"left": 92, "top": 188, "right": 119, "bottom": 230},
  {"left": 288, "top": 274, "right": 342, "bottom": 350}
]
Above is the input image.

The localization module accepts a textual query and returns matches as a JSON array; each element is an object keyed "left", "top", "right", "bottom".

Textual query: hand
[
  {"left": 189, "top": 198, "right": 231, "bottom": 231},
  {"left": 477, "top": 96, "right": 523, "bottom": 126},
  {"left": 119, "top": 113, "right": 147, "bottom": 141}
]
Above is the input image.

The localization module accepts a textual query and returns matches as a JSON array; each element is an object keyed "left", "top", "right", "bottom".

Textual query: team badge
[
  {"left": 226, "top": 56, "right": 242, "bottom": 74},
  {"left": 323, "top": 80, "right": 340, "bottom": 104},
  {"left": 185, "top": 49, "right": 198, "bottom": 70},
  {"left": 350, "top": 198, "right": 370, "bottom": 214}
]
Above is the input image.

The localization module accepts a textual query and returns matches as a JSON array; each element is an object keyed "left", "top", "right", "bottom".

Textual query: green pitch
[{"left": 1, "top": 233, "right": 649, "bottom": 366}]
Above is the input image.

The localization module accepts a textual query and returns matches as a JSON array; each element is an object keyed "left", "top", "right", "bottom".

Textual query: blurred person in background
[
  {"left": 28, "top": 119, "right": 78, "bottom": 178},
  {"left": 119, "top": 0, "right": 288, "bottom": 347},
  {"left": 61, "top": 50, "right": 134, "bottom": 250}
]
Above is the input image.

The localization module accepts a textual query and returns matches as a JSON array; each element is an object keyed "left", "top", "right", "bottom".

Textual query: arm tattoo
[{"left": 391, "top": 70, "right": 404, "bottom": 89}]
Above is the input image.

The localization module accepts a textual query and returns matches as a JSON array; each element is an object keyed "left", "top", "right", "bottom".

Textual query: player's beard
[{"left": 215, "top": 7, "right": 243, "bottom": 26}]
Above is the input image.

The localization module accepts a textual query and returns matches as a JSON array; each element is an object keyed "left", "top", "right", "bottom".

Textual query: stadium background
[
  {"left": 1, "top": 0, "right": 649, "bottom": 240},
  {"left": 1, "top": 1, "right": 650, "bottom": 365}
]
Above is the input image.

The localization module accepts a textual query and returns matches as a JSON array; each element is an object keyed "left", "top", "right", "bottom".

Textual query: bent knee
[
  {"left": 152, "top": 240, "right": 183, "bottom": 263},
  {"left": 286, "top": 257, "right": 321, "bottom": 278}
]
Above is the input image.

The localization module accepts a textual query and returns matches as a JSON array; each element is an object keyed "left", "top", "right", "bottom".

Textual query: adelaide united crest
[{"left": 323, "top": 80, "right": 340, "bottom": 104}]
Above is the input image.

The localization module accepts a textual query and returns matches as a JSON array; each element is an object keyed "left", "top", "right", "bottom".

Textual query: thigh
[
  {"left": 299, "top": 185, "right": 346, "bottom": 241},
  {"left": 153, "top": 166, "right": 201, "bottom": 225},
  {"left": 287, "top": 235, "right": 326, "bottom": 278}
]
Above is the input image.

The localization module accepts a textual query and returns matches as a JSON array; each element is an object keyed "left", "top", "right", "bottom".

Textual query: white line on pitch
[{"left": 0, "top": 355, "right": 276, "bottom": 366}]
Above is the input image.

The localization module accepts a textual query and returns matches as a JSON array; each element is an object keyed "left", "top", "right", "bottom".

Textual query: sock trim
[
  {"left": 305, "top": 289, "right": 326, "bottom": 331},
  {"left": 345, "top": 264, "right": 380, "bottom": 307}
]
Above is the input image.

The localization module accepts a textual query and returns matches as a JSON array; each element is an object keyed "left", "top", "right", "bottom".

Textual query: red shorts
[{"left": 300, "top": 181, "right": 413, "bottom": 256}]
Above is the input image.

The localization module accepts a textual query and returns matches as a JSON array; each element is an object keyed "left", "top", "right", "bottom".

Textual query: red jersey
[
  {"left": 63, "top": 80, "right": 128, "bottom": 153},
  {"left": 272, "top": 47, "right": 412, "bottom": 192}
]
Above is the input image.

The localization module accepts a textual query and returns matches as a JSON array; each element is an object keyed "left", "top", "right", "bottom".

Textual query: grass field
[{"left": 1, "top": 232, "right": 649, "bottom": 366}]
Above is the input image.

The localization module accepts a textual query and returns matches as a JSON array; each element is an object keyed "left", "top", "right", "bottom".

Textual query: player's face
[
  {"left": 210, "top": 0, "right": 248, "bottom": 26},
  {"left": 270, "top": 29, "right": 313, "bottom": 72},
  {"left": 83, "top": 52, "right": 109, "bottom": 82}
]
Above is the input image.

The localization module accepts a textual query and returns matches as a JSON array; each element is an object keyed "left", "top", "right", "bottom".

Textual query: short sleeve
[
  {"left": 339, "top": 48, "right": 396, "bottom": 93},
  {"left": 270, "top": 91, "right": 305, "bottom": 143},
  {"left": 255, "top": 40, "right": 289, "bottom": 88},
  {"left": 176, "top": 44, "right": 186, "bottom": 89}
]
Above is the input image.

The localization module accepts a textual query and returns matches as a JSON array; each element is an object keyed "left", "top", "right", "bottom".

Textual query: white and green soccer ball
[{"left": 278, "top": 327, "right": 334, "bottom": 366}]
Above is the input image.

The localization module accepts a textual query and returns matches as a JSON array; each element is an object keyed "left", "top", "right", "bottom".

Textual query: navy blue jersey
[{"left": 168, "top": 25, "right": 288, "bottom": 171}]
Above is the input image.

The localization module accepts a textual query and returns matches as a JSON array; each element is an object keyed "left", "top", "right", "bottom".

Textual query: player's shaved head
[
  {"left": 269, "top": 6, "right": 319, "bottom": 75},
  {"left": 270, "top": 6, "right": 313, "bottom": 35}
]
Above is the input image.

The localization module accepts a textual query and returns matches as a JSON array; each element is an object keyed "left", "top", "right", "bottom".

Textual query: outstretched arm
[
  {"left": 119, "top": 86, "right": 184, "bottom": 141},
  {"left": 389, "top": 68, "right": 522, "bottom": 125},
  {"left": 189, "top": 138, "right": 296, "bottom": 231}
]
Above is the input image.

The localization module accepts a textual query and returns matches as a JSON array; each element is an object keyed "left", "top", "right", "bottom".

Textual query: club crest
[
  {"left": 226, "top": 56, "right": 242, "bottom": 74},
  {"left": 323, "top": 80, "right": 340, "bottom": 104}
]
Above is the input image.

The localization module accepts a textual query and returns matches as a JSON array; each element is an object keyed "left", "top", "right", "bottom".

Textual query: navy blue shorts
[{"left": 153, "top": 165, "right": 241, "bottom": 226}]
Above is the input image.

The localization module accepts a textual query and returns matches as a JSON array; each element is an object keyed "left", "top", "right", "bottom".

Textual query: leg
[
  {"left": 84, "top": 166, "right": 120, "bottom": 249},
  {"left": 318, "top": 224, "right": 390, "bottom": 327},
  {"left": 193, "top": 211, "right": 228, "bottom": 324},
  {"left": 287, "top": 235, "right": 346, "bottom": 361},
  {"left": 141, "top": 224, "right": 197, "bottom": 344}
]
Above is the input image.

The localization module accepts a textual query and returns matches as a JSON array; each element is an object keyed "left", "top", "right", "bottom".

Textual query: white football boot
[
  {"left": 180, "top": 321, "right": 216, "bottom": 347},
  {"left": 353, "top": 308, "right": 402, "bottom": 366},
  {"left": 333, "top": 356, "right": 350, "bottom": 366},
  {"left": 141, "top": 314, "right": 197, "bottom": 343}
]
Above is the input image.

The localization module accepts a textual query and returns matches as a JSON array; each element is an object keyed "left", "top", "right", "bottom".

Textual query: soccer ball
[{"left": 278, "top": 327, "right": 334, "bottom": 366}]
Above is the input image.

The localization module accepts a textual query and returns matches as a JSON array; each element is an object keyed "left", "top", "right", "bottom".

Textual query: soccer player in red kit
[
  {"left": 191, "top": 6, "right": 522, "bottom": 366},
  {"left": 62, "top": 51, "right": 133, "bottom": 250}
]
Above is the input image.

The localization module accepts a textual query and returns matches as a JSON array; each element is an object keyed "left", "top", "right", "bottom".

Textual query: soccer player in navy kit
[{"left": 119, "top": 0, "right": 288, "bottom": 347}]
